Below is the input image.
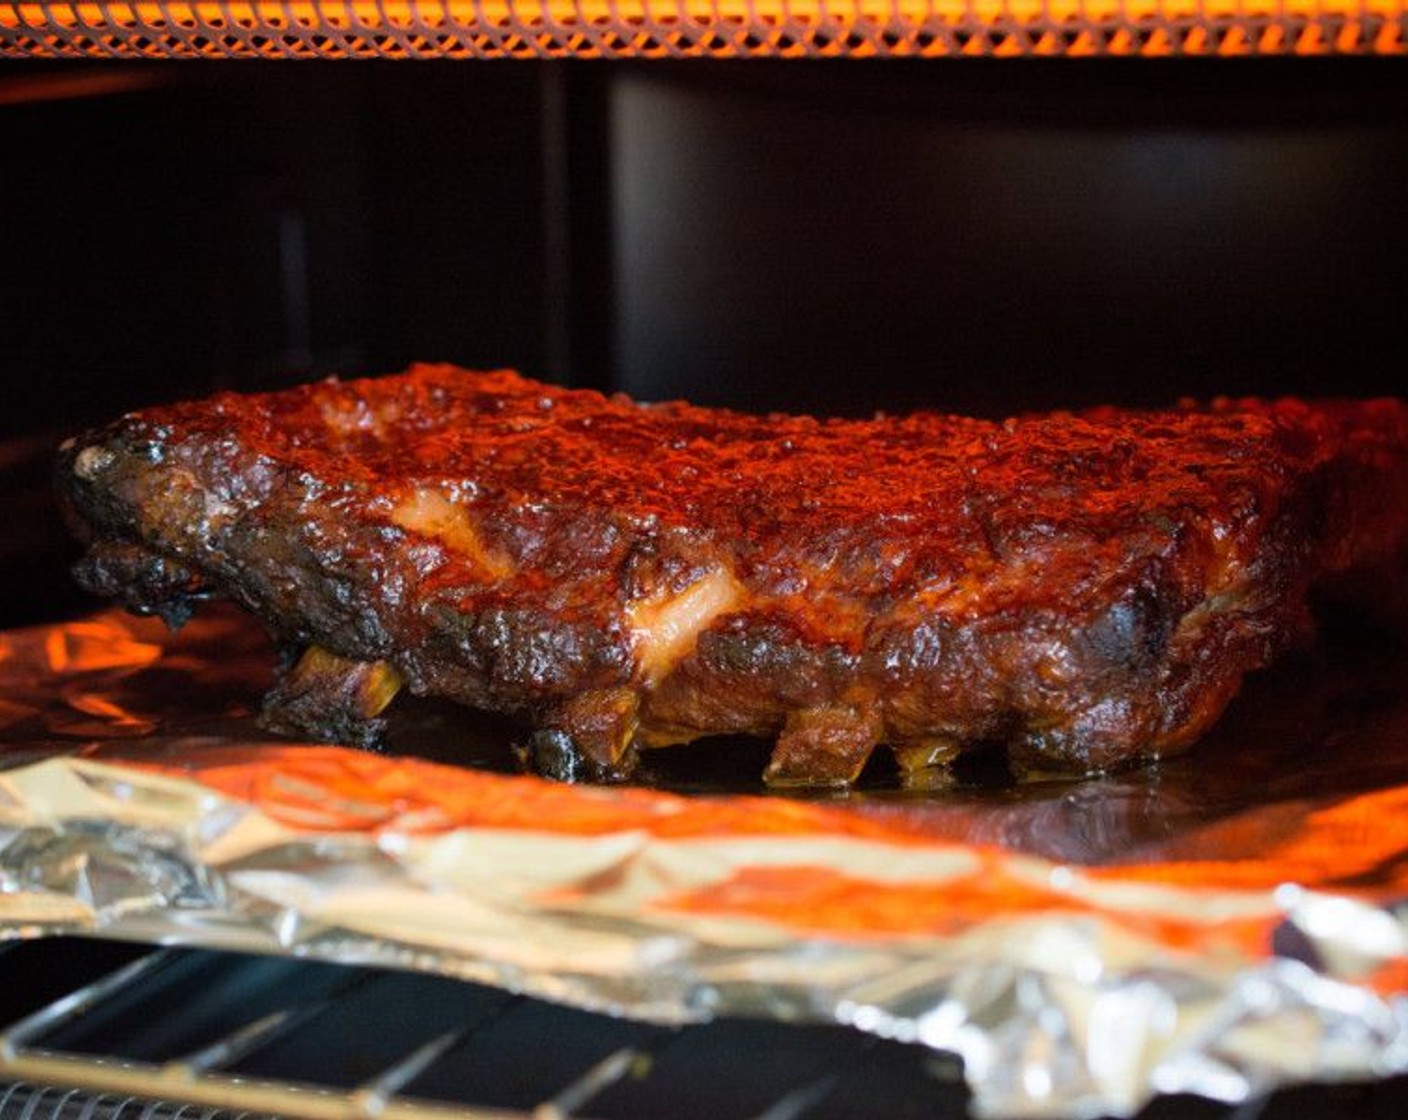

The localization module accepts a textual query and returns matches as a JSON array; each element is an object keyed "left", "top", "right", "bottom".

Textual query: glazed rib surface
[{"left": 59, "top": 365, "right": 1408, "bottom": 785}]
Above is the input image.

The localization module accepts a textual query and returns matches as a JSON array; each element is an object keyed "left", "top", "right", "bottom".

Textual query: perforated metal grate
[{"left": 1, "top": 0, "right": 1404, "bottom": 58}]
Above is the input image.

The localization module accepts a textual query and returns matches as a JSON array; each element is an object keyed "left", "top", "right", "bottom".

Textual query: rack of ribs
[{"left": 58, "top": 365, "right": 1408, "bottom": 788}]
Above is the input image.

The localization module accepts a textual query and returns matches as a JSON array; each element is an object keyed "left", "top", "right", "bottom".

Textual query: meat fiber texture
[{"left": 57, "top": 366, "right": 1408, "bottom": 788}]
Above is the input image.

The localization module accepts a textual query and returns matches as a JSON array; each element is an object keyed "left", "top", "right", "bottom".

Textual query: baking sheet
[{"left": 2, "top": 606, "right": 1408, "bottom": 1118}]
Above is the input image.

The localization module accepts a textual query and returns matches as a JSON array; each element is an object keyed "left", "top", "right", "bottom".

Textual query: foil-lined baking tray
[{"left": 3, "top": 606, "right": 1408, "bottom": 1118}]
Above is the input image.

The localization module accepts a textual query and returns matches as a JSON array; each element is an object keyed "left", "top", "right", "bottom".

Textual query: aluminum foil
[{"left": 3, "top": 607, "right": 1408, "bottom": 1118}]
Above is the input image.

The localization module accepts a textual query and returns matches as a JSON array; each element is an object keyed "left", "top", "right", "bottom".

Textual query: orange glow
[
  {"left": 1, "top": 0, "right": 1403, "bottom": 56},
  {"left": 54, "top": 689, "right": 159, "bottom": 736},
  {"left": 145, "top": 744, "right": 960, "bottom": 839},
  {"left": 0, "top": 66, "right": 172, "bottom": 105},
  {"left": 653, "top": 861, "right": 1277, "bottom": 955},
  {"left": 41, "top": 618, "right": 164, "bottom": 676}
]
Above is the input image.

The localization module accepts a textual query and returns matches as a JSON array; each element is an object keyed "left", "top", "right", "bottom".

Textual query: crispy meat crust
[{"left": 58, "top": 366, "right": 1408, "bottom": 786}]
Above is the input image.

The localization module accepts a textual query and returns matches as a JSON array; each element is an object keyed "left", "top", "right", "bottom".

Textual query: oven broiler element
[{"left": 0, "top": 0, "right": 1404, "bottom": 58}]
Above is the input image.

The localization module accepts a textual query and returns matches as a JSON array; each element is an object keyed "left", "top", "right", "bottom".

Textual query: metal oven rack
[
  {"left": 0, "top": 938, "right": 971, "bottom": 1120},
  {"left": 0, "top": 938, "right": 1397, "bottom": 1120}
]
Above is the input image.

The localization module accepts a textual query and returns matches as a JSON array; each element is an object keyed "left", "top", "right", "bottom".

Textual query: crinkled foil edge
[{"left": 1, "top": 755, "right": 1407, "bottom": 1118}]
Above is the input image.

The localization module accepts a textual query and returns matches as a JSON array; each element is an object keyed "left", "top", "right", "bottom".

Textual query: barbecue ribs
[{"left": 59, "top": 366, "right": 1408, "bottom": 787}]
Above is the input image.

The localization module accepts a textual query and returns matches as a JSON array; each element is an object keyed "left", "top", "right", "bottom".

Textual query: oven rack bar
[
  {"left": 0, "top": 951, "right": 526, "bottom": 1120},
  {"left": 0, "top": 939, "right": 974, "bottom": 1120}
]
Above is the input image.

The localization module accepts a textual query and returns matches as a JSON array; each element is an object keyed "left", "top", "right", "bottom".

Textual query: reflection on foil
[{"left": 1, "top": 606, "right": 1408, "bottom": 1117}]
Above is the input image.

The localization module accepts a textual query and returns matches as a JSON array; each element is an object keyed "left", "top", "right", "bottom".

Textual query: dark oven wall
[
  {"left": 610, "top": 62, "right": 1408, "bottom": 418},
  {"left": 2, "top": 59, "right": 1407, "bottom": 625}
]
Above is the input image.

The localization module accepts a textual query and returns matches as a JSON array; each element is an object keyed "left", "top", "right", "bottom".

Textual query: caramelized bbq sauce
[
  {"left": 178, "top": 368, "right": 1311, "bottom": 601},
  {"left": 162, "top": 367, "right": 1405, "bottom": 609}
]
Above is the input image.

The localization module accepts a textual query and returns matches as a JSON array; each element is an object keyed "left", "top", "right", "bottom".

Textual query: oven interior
[{"left": 1, "top": 56, "right": 1407, "bottom": 1119}]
